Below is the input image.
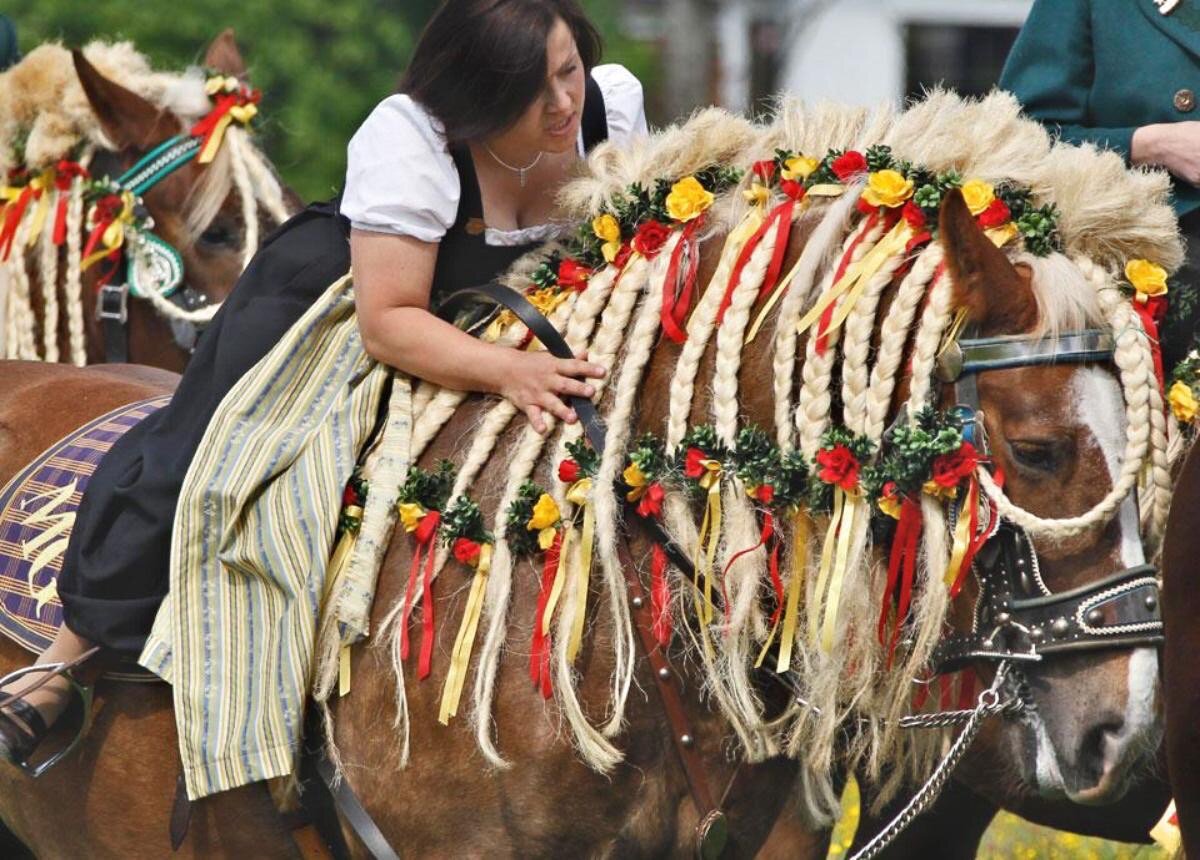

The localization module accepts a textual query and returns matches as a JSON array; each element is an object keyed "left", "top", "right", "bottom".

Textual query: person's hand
[
  {"left": 1133, "top": 122, "right": 1200, "bottom": 186},
  {"left": 497, "top": 350, "right": 606, "bottom": 435}
]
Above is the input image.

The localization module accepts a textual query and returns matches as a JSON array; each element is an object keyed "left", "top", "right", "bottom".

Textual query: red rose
[
  {"left": 754, "top": 484, "right": 775, "bottom": 504},
  {"left": 902, "top": 201, "right": 926, "bottom": 230},
  {"left": 342, "top": 484, "right": 360, "bottom": 508},
  {"left": 558, "top": 458, "right": 580, "bottom": 483},
  {"left": 832, "top": 150, "right": 867, "bottom": 181},
  {"left": 557, "top": 258, "right": 590, "bottom": 291},
  {"left": 613, "top": 242, "right": 633, "bottom": 270},
  {"left": 752, "top": 159, "right": 777, "bottom": 184},
  {"left": 977, "top": 199, "right": 1011, "bottom": 229},
  {"left": 816, "top": 444, "right": 860, "bottom": 491},
  {"left": 453, "top": 537, "right": 482, "bottom": 566},
  {"left": 931, "top": 441, "right": 980, "bottom": 488},
  {"left": 632, "top": 220, "right": 671, "bottom": 259},
  {"left": 780, "top": 179, "right": 805, "bottom": 201},
  {"left": 684, "top": 447, "right": 708, "bottom": 479},
  {"left": 637, "top": 482, "right": 665, "bottom": 519}
]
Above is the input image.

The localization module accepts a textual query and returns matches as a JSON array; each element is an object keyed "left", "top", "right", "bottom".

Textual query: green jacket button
[{"left": 1175, "top": 88, "right": 1196, "bottom": 113}]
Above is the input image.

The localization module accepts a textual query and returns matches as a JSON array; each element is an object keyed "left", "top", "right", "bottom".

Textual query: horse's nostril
[{"left": 1076, "top": 718, "right": 1125, "bottom": 787}]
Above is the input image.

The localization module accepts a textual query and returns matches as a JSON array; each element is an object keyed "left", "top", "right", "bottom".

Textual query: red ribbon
[
  {"left": 190, "top": 89, "right": 261, "bottom": 144},
  {"left": 530, "top": 531, "right": 563, "bottom": 699},
  {"left": 719, "top": 510, "right": 776, "bottom": 625},
  {"left": 52, "top": 161, "right": 89, "bottom": 247},
  {"left": 879, "top": 496, "right": 922, "bottom": 669},
  {"left": 660, "top": 217, "right": 704, "bottom": 343},
  {"left": 1133, "top": 296, "right": 1167, "bottom": 392},
  {"left": 400, "top": 511, "right": 441, "bottom": 680},
  {"left": 0, "top": 185, "right": 35, "bottom": 262},
  {"left": 949, "top": 484, "right": 993, "bottom": 599},
  {"left": 651, "top": 543, "right": 673, "bottom": 647},
  {"left": 716, "top": 199, "right": 796, "bottom": 324},
  {"left": 815, "top": 210, "right": 881, "bottom": 355}
]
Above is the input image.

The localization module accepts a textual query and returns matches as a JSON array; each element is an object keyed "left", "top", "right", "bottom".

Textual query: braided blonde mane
[
  {"left": 0, "top": 41, "right": 292, "bottom": 363},
  {"left": 364, "top": 90, "right": 1182, "bottom": 818}
]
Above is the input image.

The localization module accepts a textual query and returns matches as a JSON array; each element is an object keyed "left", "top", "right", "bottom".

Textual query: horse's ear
[
  {"left": 204, "top": 28, "right": 246, "bottom": 79},
  {"left": 72, "top": 50, "right": 181, "bottom": 151},
  {"left": 939, "top": 188, "right": 1037, "bottom": 333}
]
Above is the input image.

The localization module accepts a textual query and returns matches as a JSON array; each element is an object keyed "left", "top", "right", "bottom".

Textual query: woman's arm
[{"left": 352, "top": 229, "right": 605, "bottom": 434}]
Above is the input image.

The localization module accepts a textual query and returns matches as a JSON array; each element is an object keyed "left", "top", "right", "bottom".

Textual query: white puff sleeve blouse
[{"left": 341, "top": 63, "right": 648, "bottom": 244}]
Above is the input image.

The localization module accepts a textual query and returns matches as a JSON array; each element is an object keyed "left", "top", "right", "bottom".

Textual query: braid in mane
[
  {"left": 37, "top": 207, "right": 61, "bottom": 363},
  {"left": 7, "top": 213, "right": 39, "bottom": 360},
  {"left": 771, "top": 192, "right": 864, "bottom": 450},
  {"left": 225, "top": 127, "right": 260, "bottom": 270},
  {"left": 65, "top": 172, "right": 87, "bottom": 366}
]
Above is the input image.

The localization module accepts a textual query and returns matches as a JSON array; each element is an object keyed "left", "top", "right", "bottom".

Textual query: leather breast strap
[{"left": 438, "top": 283, "right": 729, "bottom": 857}]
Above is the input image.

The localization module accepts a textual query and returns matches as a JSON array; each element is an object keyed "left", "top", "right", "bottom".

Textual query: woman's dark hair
[{"left": 400, "top": 0, "right": 602, "bottom": 144}]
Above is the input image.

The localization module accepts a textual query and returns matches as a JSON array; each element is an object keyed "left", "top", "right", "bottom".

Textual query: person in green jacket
[
  {"left": 0, "top": 15, "right": 18, "bottom": 71},
  {"left": 1000, "top": 0, "right": 1200, "bottom": 368}
]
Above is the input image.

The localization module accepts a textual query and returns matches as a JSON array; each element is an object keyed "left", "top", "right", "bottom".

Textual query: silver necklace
[{"left": 483, "top": 143, "right": 544, "bottom": 188}]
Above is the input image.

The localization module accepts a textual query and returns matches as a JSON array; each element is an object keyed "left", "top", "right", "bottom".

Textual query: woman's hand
[
  {"left": 497, "top": 350, "right": 606, "bottom": 435},
  {"left": 1133, "top": 122, "right": 1200, "bottom": 185}
]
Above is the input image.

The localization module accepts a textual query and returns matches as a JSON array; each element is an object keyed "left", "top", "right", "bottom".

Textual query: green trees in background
[{"left": 7, "top": 1, "right": 658, "bottom": 201}]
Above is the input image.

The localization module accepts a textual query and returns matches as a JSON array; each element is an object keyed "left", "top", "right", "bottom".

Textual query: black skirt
[{"left": 57, "top": 201, "right": 354, "bottom": 654}]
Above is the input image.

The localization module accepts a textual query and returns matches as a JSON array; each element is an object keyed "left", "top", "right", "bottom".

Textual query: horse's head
[
  {"left": 938, "top": 189, "right": 1161, "bottom": 805},
  {"left": 71, "top": 31, "right": 301, "bottom": 368}
]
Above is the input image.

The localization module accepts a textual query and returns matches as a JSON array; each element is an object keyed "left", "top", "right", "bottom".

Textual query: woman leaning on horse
[{"left": 0, "top": 0, "right": 647, "bottom": 770}]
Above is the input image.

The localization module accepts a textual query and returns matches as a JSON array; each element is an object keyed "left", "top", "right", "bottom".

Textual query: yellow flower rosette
[
  {"left": 861, "top": 169, "right": 914, "bottom": 209},
  {"left": 782, "top": 155, "right": 820, "bottom": 182},
  {"left": 398, "top": 502, "right": 427, "bottom": 532},
  {"left": 592, "top": 213, "right": 622, "bottom": 263},
  {"left": 960, "top": 179, "right": 995, "bottom": 216},
  {"left": 665, "top": 175, "right": 714, "bottom": 222},
  {"left": 527, "top": 493, "right": 562, "bottom": 550},
  {"left": 1125, "top": 259, "right": 1168, "bottom": 301},
  {"left": 623, "top": 460, "right": 648, "bottom": 501},
  {"left": 1169, "top": 380, "right": 1199, "bottom": 422}
]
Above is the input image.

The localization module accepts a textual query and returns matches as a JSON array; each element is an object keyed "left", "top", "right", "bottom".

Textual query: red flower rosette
[
  {"left": 683, "top": 446, "right": 708, "bottom": 479},
  {"left": 557, "top": 458, "right": 580, "bottom": 484},
  {"left": 902, "top": 201, "right": 926, "bottom": 230},
  {"left": 342, "top": 483, "right": 360, "bottom": 508},
  {"left": 832, "top": 150, "right": 867, "bottom": 181},
  {"left": 977, "top": 199, "right": 1012, "bottom": 229},
  {"left": 632, "top": 220, "right": 671, "bottom": 259},
  {"left": 753, "top": 484, "right": 775, "bottom": 505},
  {"left": 635, "top": 482, "right": 665, "bottom": 519},
  {"left": 815, "top": 443, "right": 860, "bottom": 491},
  {"left": 930, "top": 441, "right": 980, "bottom": 489},
  {"left": 453, "top": 537, "right": 482, "bottom": 566},
  {"left": 752, "top": 159, "right": 777, "bottom": 184},
  {"left": 557, "top": 258, "right": 591, "bottom": 291},
  {"left": 780, "top": 179, "right": 805, "bottom": 201}
]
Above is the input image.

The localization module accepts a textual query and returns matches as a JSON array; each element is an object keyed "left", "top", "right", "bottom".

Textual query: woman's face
[{"left": 507, "top": 17, "right": 586, "bottom": 155}]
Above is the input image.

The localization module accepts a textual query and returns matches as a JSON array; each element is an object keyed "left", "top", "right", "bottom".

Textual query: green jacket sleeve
[{"left": 999, "top": 0, "right": 1135, "bottom": 159}]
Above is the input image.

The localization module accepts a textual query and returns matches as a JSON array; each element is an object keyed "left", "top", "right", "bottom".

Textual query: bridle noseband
[{"left": 931, "top": 328, "right": 1164, "bottom": 672}]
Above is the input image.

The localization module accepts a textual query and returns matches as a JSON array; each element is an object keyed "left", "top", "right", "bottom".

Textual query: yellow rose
[
  {"left": 665, "top": 175, "right": 715, "bottom": 222},
  {"left": 861, "top": 169, "right": 915, "bottom": 209},
  {"left": 782, "top": 155, "right": 820, "bottom": 182},
  {"left": 960, "top": 179, "right": 996, "bottom": 216},
  {"left": 985, "top": 223, "right": 1019, "bottom": 248},
  {"left": 527, "top": 493, "right": 561, "bottom": 532},
  {"left": 527, "top": 287, "right": 570, "bottom": 317},
  {"left": 1125, "top": 259, "right": 1168, "bottom": 301},
  {"left": 743, "top": 183, "right": 771, "bottom": 206},
  {"left": 1169, "top": 380, "right": 1199, "bottom": 422},
  {"left": 922, "top": 479, "right": 957, "bottom": 501},
  {"left": 623, "top": 461, "right": 647, "bottom": 501},
  {"left": 592, "top": 213, "right": 621, "bottom": 244},
  {"left": 398, "top": 502, "right": 427, "bottom": 533}
]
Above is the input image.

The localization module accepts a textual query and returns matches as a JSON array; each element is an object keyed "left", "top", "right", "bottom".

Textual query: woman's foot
[{"left": 0, "top": 673, "right": 73, "bottom": 766}]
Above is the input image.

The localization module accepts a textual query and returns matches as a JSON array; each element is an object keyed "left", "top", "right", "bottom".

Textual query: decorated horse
[
  {"left": 0, "top": 91, "right": 1180, "bottom": 857},
  {"left": 0, "top": 32, "right": 298, "bottom": 371}
]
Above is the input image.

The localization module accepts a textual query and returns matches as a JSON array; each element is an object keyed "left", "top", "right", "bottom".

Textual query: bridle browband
[{"left": 931, "top": 327, "right": 1164, "bottom": 671}]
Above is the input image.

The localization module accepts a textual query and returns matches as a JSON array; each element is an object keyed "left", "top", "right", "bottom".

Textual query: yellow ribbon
[
  {"left": 81, "top": 191, "right": 137, "bottom": 271},
  {"left": 197, "top": 102, "right": 258, "bottom": 165},
  {"left": 944, "top": 477, "right": 980, "bottom": 589},
  {"left": 339, "top": 645, "right": 353, "bottom": 698},
  {"left": 438, "top": 543, "right": 493, "bottom": 724},
  {"left": 693, "top": 460, "right": 723, "bottom": 633},
  {"left": 25, "top": 171, "right": 52, "bottom": 247},
  {"left": 805, "top": 183, "right": 846, "bottom": 198},
  {"left": 821, "top": 492, "right": 861, "bottom": 653},
  {"left": 755, "top": 508, "right": 809, "bottom": 671},
  {"left": 808, "top": 490, "right": 842, "bottom": 643},
  {"left": 743, "top": 199, "right": 811, "bottom": 344},
  {"left": 566, "top": 479, "right": 596, "bottom": 661},
  {"left": 794, "top": 219, "right": 913, "bottom": 341},
  {"left": 937, "top": 307, "right": 970, "bottom": 361},
  {"left": 325, "top": 504, "right": 364, "bottom": 697},
  {"left": 542, "top": 524, "right": 573, "bottom": 636}
]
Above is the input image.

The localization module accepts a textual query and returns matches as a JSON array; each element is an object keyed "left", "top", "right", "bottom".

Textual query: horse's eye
[
  {"left": 198, "top": 222, "right": 239, "bottom": 248},
  {"left": 1008, "top": 439, "right": 1069, "bottom": 474}
]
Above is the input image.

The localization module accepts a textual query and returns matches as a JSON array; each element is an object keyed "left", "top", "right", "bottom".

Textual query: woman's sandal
[{"left": 0, "top": 694, "right": 47, "bottom": 766}]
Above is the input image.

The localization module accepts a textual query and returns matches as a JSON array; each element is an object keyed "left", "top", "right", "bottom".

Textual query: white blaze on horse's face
[{"left": 987, "top": 364, "right": 1160, "bottom": 804}]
